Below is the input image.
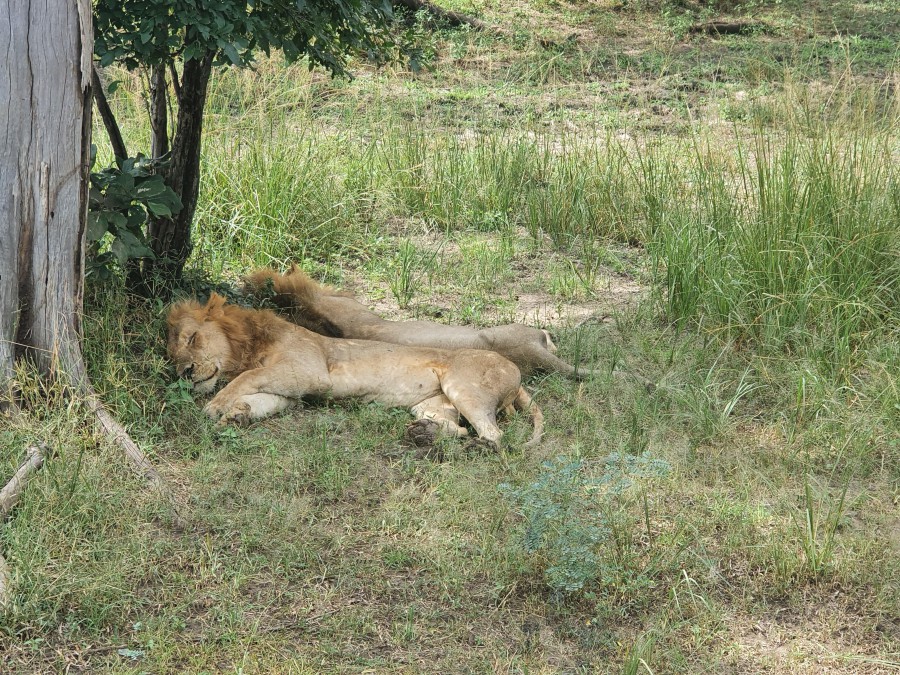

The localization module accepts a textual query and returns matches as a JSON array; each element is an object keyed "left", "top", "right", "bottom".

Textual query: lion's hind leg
[{"left": 440, "top": 351, "right": 523, "bottom": 447}]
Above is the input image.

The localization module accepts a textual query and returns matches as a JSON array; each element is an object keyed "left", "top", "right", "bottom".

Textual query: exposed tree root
[{"left": 86, "top": 396, "right": 188, "bottom": 530}]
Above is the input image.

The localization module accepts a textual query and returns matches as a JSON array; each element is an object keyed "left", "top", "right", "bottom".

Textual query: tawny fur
[
  {"left": 244, "top": 266, "right": 350, "bottom": 338},
  {"left": 245, "top": 265, "right": 653, "bottom": 388},
  {"left": 167, "top": 293, "right": 543, "bottom": 447}
]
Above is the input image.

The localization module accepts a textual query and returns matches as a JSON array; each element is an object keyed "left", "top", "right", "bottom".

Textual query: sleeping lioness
[
  {"left": 245, "top": 265, "right": 654, "bottom": 389},
  {"left": 167, "top": 294, "right": 543, "bottom": 447}
]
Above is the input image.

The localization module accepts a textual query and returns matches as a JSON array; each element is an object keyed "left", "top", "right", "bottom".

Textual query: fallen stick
[
  {"left": 0, "top": 444, "right": 49, "bottom": 607},
  {"left": 0, "top": 444, "right": 48, "bottom": 519},
  {"left": 394, "top": 0, "right": 489, "bottom": 31}
]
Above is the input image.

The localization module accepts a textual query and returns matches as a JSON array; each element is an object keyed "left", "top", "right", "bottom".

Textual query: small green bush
[{"left": 500, "top": 453, "right": 671, "bottom": 595}]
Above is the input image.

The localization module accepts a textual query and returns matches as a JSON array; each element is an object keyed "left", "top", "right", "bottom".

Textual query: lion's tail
[
  {"left": 243, "top": 265, "right": 345, "bottom": 338},
  {"left": 514, "top": 387, "right": 544, "bottom": 448}
]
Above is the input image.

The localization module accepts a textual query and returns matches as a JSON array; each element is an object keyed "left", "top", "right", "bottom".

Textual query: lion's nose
[{"left": 180, "top": 365, "right": 194, "bottom": 379}]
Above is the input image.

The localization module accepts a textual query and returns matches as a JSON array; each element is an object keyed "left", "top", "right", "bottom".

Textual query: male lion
[
  {"left": 245, "top": 265, "right": 653, "bottom": 388},
  {"left": 166, "top": 293, "right": 543, "bottom": 447}
]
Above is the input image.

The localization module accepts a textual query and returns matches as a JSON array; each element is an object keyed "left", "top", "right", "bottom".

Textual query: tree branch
[
  {"left": 168, "top": 61, "right": 183, "bottom": 107},
  {"left": 91, "top": 65, "right": 128, "bottom": 162},
  {"left": 149, "top": 64, "right": 169, "bottom": 159},
  {"left": 688, "top": 21, "right": 765, "bottom": 36},
  {"left": 0, "top": 444, "right": 48, "bottom": 520}
]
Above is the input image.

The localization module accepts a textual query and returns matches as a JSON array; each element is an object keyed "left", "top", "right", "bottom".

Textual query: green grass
[{"left": 4, "top": 0, "right": 900, "bottom": 671}]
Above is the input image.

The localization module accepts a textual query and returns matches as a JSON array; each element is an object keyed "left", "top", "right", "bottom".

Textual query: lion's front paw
[
  {"left": 203, "top": 396, "right": 238, "bottom": 423},
  {"left": 220, "top": 402, "right": 252, "bottom": 427},
  {"left": 203, "top": 400, "right": 226, "bottom": 420},
  {"left": 203, "top": 399, "right": 228, "bottom": 420}
]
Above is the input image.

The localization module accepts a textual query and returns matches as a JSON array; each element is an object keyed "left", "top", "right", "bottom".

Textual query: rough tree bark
[{"left": 0, "top": 0, "right": 185, "bottom": 524}]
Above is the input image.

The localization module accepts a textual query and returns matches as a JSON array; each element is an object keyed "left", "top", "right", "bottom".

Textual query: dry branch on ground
[{"left": 0, "top": 444, "right": 49, "bottom": 606}]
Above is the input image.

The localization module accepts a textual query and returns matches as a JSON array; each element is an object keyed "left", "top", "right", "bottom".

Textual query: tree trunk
[
  {"left": 0, "top": 0, "right": 186, "bottom": 526},
  {"left": 147, "top": 52, "right": 214, "bottom": 286},
  {"left": 0, "top": 0, "right": 94, "bottom": 398}
]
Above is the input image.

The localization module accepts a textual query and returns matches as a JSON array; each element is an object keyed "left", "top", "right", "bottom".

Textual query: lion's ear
[
  {"left": 287, "top": 262, "right": 298, "bottom": 275},
  {"left": 204, "top": 293, "right": 227, "bottom": 319}
]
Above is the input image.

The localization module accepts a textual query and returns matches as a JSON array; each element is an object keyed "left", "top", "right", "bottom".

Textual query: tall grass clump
[
  {"left": 194, "top": 122, "right": 379, "bottom": 271},
  {"left": 379, "top": 127, "right": 644, "bottom": 243},
  {"left": 646, "top": 128, "right": 900, "bottom": 377},
  {"left": 379, "top": 128, "right": 536, "bottom": 233}
]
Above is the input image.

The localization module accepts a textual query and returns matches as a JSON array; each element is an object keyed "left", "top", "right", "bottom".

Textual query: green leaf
[
  {"left": 89, "top": 186, "right": 104, "bottom": 208},
  {"left": 110, "top": 237, "right": 129, "bottom": 266},
  {"left": 117, "top": 648, "right": 145, "bottom": 660},
  {"left": 221, "top": 42, "right": 241, "bottom": 65},
  {"left": 87, "top": 213, "right": 109, "bottom": 242},
  {"left": 108, "top": 212, "right": 127, "bottom": 232},
  {"left": 147, "top": 201, "right": 173, "bottom": 217},
  {"left": 125, "top": 206, "right": 148, "bottom": 230},
  {"left": 134, "top": 180, "right": 167, "bottom": 199},
  {"left": 117, "top": 229, "right": 156, "bottom": 260}
]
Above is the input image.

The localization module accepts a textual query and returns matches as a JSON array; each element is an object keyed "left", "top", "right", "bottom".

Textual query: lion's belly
[{"left": 325, "top": 347, "right": 444, "bottom": 407}]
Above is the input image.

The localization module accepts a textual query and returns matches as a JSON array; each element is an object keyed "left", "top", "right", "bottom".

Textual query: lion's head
[{"left": 166, "top": 294, "right": 237, "bottom": 393}]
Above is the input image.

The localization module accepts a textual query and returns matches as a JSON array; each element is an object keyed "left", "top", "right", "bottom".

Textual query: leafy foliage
[
  {"left": 500, "top": 453, "right": 670, "bottom": 594},
  {"left": 88, "top": 154, "right": 183, "bottom": 279},
  {"left": 94, "top": 0, "right": 396, "bottom": 74}
]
